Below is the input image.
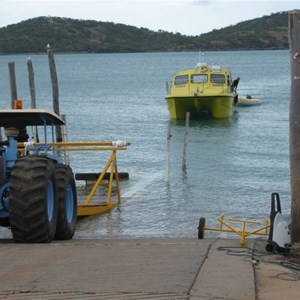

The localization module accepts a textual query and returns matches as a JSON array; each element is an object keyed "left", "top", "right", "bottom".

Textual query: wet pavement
[{"left": 0, "top": 238, "right": 299, "bottom": 299}]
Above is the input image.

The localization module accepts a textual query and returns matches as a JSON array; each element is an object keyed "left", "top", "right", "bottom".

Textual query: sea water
[{"left": 0, "top": 50, "right": 291, "bottom": 238}]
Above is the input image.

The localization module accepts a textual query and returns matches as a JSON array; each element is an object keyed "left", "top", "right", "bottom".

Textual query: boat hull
[
  {"left": 166, "top": 95, "right": 234, "bottom": 119},
  {"left": 237, "top": 97, "right": 261, "bottom": 106}
]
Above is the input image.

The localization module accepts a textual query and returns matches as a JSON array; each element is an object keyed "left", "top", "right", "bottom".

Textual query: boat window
[
  {"left": 211, "top": 74, "right": 225, "bottom": 84},
  {"left": 174, "top": 75, "right": 188, "bottom": 85},
  {"left": 191, "top": 74, "right": 207, "bottom": 83}
]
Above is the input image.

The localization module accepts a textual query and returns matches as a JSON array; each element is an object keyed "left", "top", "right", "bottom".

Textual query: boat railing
[{"left": 166, "top": 81, "right": 172, "bottom": 95}]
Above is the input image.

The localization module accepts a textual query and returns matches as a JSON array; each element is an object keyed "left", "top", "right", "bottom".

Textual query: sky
[{"left": 0, "top": 0, "right": 299, "bottom": 36}]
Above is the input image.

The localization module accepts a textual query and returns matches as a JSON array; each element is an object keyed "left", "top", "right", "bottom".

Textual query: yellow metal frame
[
  {"left": 205, "top": 214, "right": 270, "bottom": 246},
  {"left": 18, "top": 141, "right": 130, "bottom": 217},
  {"left": 77, "top": 149, "right": 120, "bottom": 217}
]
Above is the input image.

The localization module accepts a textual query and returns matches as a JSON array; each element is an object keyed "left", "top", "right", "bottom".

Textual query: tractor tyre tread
[
  {"left": 9, "top": 155, "right": 58, "bottom": 243},
  {"left": 55, "top": 164, "right": 77, "bottom": 240}
]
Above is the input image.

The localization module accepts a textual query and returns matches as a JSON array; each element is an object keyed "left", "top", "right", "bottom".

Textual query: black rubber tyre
[
  {"left": 0, "top": 156, "right": 4, "bottom": 187},
  {"left": 0, "top": 184, "right": 10, "bottom": 227},
  {"left": 198, "top": 217, "right": 206, "bottom": 239},
  {"left": 266, "top": 242, "right": 277, "bottom": 253},
  {"left": 54, "top": 164, "right": 77, "bottom": 240},
  {"left": 9, "top": 155, "right": 58, "bottom": 243},
  {"left": 265, "top": 243, "right": 274, "bottom": 253},
  {"left": 0, "top": 218, "right": 10, "bottom": 227}
]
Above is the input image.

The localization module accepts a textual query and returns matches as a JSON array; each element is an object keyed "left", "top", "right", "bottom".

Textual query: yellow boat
[{"left": 165, "top": 62, "right": 237, "bottom": 119}]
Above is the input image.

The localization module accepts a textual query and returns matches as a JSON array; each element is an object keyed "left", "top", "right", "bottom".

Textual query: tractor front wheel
[
  {"left": 9, "top": 155, "right": 58, "bottom": 242},
  {"left": 54, "top": 164, "right": 77, "bottom": 240}
]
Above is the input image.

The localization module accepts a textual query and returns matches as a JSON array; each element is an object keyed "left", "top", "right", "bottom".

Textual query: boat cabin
[{"left": 167, "top": 63, "right": 233, "bottom": 97}]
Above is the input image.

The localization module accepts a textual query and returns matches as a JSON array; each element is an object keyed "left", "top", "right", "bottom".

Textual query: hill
[
  {"left": 0, "top": 12, "right": 289, "bottom": 54},
  {"left": 196, "top": 11, "right": 288, "bottom": 50}
]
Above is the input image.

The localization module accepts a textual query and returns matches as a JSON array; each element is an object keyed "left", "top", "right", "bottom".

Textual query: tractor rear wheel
[
  {"left": 54, "top": 164, "right": 77, "bottom": 240},
  {"left": 9, "top": 155, "right": 58, "bottom": 242}
]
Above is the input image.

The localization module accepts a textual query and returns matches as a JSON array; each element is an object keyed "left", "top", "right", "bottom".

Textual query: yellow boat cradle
[
  {"left": 198, "top": 214, "right": 270, "bottom": 246},
  {"left": 20, "top": 140, "right": 131, "bottom": 217},
  {"left": 165, "top": 62, "right": 237, "bottom": 119}
]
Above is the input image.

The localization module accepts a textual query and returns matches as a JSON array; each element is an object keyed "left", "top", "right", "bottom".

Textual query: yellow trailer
[{"left": 198, "top": 214, "right": 270, "bottom": 246}]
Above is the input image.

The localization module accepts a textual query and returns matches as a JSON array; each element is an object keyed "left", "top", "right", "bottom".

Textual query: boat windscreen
[
  {"left": 191, "top": 74, "right": 207, "bottom": 83},
  {"left": 211, "top": 74, "right": 225, "bottom": 84},
  {"left": 174, "top": 75, "right": 188, "bottom": 85}
]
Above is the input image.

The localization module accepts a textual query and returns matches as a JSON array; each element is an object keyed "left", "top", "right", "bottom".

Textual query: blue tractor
[{"left": 0, "top": 108, "right": 77, "bottom": 242}]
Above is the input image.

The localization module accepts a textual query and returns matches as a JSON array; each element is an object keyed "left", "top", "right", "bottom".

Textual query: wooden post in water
[
  {"left": 27, "top": 57, "right": 39, "bottom": 142},
  {"left": 182, "top": 112, "right": 190, "bottom": 171},
  {"left": 289, "top": 10, "right": 300, "bottom": 242},
  {"left": 27, "top": 57, "right": 36, "bottom": 108},
  {"left": 166, "top": 121, "right": 172, "bottom": 182},
  {"left": 61, "top": 114, "right": 70, "bottom": 166},
  {"left": 47, "top": 44, "right": 62, "bottom": 142},
  {"left": 8, "top": 62, "right": 17, "bottom": 108}
]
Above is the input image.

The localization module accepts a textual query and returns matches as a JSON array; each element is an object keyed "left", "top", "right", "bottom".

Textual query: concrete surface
[{"left": 0, "top": 238, "right": 299, "bottom": 299}]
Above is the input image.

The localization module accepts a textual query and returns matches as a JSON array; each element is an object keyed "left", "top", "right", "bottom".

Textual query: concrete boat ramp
[{"left": 0, "top": 238, "right": 299, "bottom": 299}]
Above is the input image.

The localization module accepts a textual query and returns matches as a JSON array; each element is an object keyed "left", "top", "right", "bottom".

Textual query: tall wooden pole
[
  {"left": 47, "top": 44, "right": 62, "bottom": 142},
  {"left": 27, "top": 57, "right": 36, "bottom": 108},
  {"left": 182, "top": 112, "right": 190, "bottom": 172},
  {"left": 27, "top": 57, "right": 39, "bottom": 142},
  {"left": 289, "top": 10, "right": 300, "bottom": 242},
  {"left": 166, "top": 121, "right": 171, "bottom": 182},
  {"left": 8, "top": 62, "right": 17, "bottom": 108}
]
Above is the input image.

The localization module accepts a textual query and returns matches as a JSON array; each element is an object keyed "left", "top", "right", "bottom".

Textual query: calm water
[{"left": 0, "top": 50, "right": 291, "bottom": 239}]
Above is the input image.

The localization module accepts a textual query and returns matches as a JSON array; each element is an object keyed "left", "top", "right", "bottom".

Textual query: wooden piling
[
  {"left": 8, "top": 62, "right": 17, "bottom": 109},
  {"left": 166, "top": 121, "right": 171, "bottom": 182},
  {"left": 47, "top": 44, "right": 62, "bottom": 142},
  {"left": 289, "top": 10, "right": 300, "bottom": 242},
  {"left": 61, "top": 114, "right": 70, "bottom": 166},
  {"left": 182, "top": 112, "right": 190, "bottom": 171},
  {"left": 27, "top": 57, "right": 39, "bottom": 142},
  {"left": 27, "top": 58, "right": 36, "bottom": 108}
]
